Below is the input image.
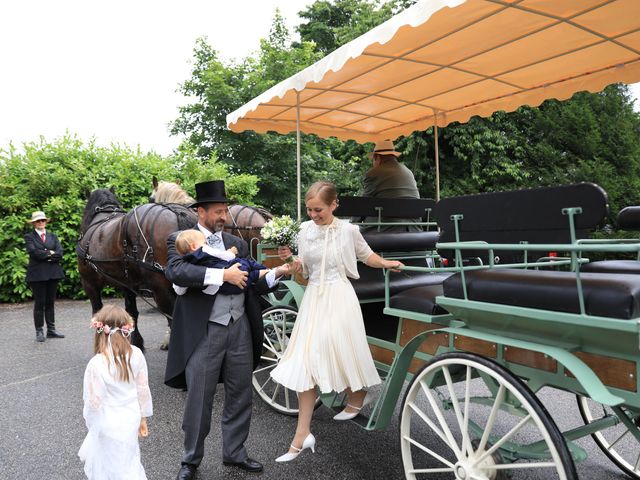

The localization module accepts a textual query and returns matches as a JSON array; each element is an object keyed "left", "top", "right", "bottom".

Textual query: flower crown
[{"left": 90, "top": 319, "right": 135, "bottom": 338}]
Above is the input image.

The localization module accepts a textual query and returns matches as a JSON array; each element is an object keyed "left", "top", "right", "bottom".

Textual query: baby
[{"left": 175, "top": 229, "right": 268, "bottom": 295}]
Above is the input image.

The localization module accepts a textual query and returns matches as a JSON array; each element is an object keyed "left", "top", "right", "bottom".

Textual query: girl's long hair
[{"left": 92, "top": 304, "right": 134, "bottom": 382}]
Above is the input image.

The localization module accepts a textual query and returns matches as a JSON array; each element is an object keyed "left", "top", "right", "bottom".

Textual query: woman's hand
[
  {"left": 139, "top": 418, "right": 149, "bottom": 438},
  {"left": 275, "top": 260, "right": 302, "bottom": 277},
  {"left": 277, "top": 246, "right": 292, "bottom": 261},
  {"left": 384, "top": 260, "right": 404, "bottom": 273}
]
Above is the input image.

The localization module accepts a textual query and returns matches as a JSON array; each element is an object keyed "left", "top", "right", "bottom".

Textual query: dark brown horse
[
  {"left": 77, "top": 188, "right": 196, "bottom": 350},
  {"left": 150, "top": 179, "right": 273, "bottom": 259}
]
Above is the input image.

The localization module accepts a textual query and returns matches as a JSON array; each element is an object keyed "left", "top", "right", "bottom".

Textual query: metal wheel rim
[
  {"left": 577, "top": 395, "right": 640, "bottom": 479},
  {"left": 400, "top": 353, "right": 575, "bottom": 480},
  {"left": 252, "top": 306, "right": 320, "bottom": 415}
]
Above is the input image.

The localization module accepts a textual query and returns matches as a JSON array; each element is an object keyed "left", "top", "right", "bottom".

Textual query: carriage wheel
[
  {"left": 400, "top": 352, "right": 577, "bottom": 480},
  {"left": 577, "top": 395, "right": 640, "bottom": 479},
  {"left": 252, "top": 306, "right": 320, "bottom": 416}
]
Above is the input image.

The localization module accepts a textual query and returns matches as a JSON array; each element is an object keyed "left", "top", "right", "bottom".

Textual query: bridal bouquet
[{"left": 260, "top": 215, "right": 300, "bottom": 262}]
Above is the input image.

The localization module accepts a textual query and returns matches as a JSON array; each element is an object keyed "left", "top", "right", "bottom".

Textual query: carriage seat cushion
[
  {"left": 361, "top": 231, "right": 439, "bottom": 252},
  {"left": 389, "top": 285, "right": 449, "bottom": 315},
  {"left": 350, "top": 264, "right": 452, "bottom": 301},
  {"left": 581, "top": 260, "right": 640, "bottom": 275},
  {"left": 443, "top": 268, "right": 640, "bottom": 320}
]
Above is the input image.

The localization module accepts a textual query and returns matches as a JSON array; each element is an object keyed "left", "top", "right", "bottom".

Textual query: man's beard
[{"left": 208, "top": 220, "right": 225, "bottom": 233}]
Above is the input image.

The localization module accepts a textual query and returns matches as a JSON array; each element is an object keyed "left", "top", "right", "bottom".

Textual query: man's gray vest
[{"left": 209, "top": 292, "right": 246, "bottom": 325}]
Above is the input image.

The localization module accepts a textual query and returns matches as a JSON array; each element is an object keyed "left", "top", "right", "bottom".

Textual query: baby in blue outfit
[{"left": 175, "top": 229, "right": 268, "bottom": 294}]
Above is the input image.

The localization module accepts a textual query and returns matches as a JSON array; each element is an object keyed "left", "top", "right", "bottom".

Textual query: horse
[
  {"left": 77, "top": 188, "right": 197, "bottom": 350},
  {"left": 150, "top": 179, "right": 273, "bottom": 259}
]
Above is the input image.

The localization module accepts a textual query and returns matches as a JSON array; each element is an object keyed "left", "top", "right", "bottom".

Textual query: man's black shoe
[
  {"left": 223, "top": 457, "right": 263, "bottom": 472},
  {"left": 46, "top": 330, "right": 65, "bottom": 338},
  {"left": 36, "top": 330, "right": 45, "bottom": 342},
  {"left": 176, "top": 464, "right": 197, "bottom": 480}
]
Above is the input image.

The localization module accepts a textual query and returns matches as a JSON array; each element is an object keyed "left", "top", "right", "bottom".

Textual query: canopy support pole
[
  {"left": 433, "top": 110, "right": 440, "bottom": 201},
  {"left": 296, "top": 92, "right": 302, "bottom": 220}
]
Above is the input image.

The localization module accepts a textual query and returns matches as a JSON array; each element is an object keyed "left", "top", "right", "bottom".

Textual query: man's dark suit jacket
[
  {"left": 24, "top": 230, "right": 64, "bottom": 282},
  {"left": 164, "top": 229, "right": 272, "bottom": 390}
]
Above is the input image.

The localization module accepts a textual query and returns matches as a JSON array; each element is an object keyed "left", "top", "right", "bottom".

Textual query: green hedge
[{"left": 0, "top": 136, "right": 259, "bottom": 303}]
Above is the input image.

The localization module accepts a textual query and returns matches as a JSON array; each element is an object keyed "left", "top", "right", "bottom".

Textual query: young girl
[{"left": 78, "top": 304, "right": 153, "bottom": 479}]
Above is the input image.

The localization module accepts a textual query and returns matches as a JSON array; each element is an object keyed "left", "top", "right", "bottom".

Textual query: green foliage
[
  {"left": 0, "top": 135, "right": 258, "bottom": 303},
  {"left": 172, "top": 0, "right": 640, "bottom": 226}
]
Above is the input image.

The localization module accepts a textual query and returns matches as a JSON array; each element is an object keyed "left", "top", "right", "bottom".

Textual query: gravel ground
[{"left": 0, "top": 299, "right": 630, "bottom": 479}]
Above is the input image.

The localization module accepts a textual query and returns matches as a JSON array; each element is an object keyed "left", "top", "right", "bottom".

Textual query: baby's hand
[
  {"left": 139, "top": 418, "right": 149, "bottom": 438},
  {"left": 228, "top": 246, "right": 238, "bottom": 255}
]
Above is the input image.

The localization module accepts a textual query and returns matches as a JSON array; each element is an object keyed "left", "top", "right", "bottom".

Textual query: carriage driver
[{"left": 163, "top": 180, "right": 293, "bottom": 480}]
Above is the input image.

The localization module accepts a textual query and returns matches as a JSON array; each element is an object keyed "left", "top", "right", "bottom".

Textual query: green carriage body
[{"left": 255, "top": 185, "right": 640, "bottom": 479}]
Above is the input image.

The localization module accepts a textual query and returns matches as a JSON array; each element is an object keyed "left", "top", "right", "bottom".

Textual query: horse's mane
[
  {"left": 153, "top": 181, "right": 195, "bottom": 205},
  {"left": 81, "top": 189, "right": 123, "bottom": 231}
]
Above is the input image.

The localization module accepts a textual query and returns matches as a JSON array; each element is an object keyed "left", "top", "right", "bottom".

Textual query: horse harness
[{"left": 226, "top": 204, "right": 272, "bottom": 242}]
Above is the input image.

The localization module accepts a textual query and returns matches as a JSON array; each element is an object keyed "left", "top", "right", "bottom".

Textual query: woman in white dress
[
  {"left": 78, "top": 304, "right": 153, "bottom": 479},
  {"left": 271, "top": 181, "right": 403, "bottom": 462}
]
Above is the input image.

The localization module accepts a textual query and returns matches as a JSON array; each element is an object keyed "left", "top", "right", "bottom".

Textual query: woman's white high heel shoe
[
  {"left": 333, "top": 390, "right": 374, "bottom": 421},
  {"left": 275, "top": 433, "right": 316, "bottom": 462}
]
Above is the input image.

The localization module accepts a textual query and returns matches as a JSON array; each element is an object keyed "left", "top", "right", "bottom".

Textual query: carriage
[
  {"left": 251, "top": 183, "right": 640, "bottom": 479},
  {"left": 223, "top": 2, "right": 640, "bottom": 477}
]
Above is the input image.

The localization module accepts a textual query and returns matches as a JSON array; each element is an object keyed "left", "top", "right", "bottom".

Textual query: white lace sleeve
[
  {"left": 352, "top": 226, "right": 374, "bottom": 263},
  {"left": 297, "top": 226, "right": 309, "bottom": 279},
  {"left": 132, "top": 348, "right": 153, "bottom": 418},
  {"left": 82, "top": 358, "right": 106, "bottom": 430}
]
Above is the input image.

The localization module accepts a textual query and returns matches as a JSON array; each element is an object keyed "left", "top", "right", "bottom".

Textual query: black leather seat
[
  {"left": 389, "top": 285, "right": 448, "bottom": 315},
  {"left": 581, "top": 260, "right": 640, "bottom": 275},
  {"left": 443, "top": 268, "right": 640, "bottom": 320},
  {"left": 350, "top": 263, "right": 451, "bottom": 300}
]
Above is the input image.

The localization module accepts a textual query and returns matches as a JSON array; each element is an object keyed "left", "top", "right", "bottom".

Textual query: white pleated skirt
[{"left": 270, "top": 278, "right": 381, "bottom": 394}]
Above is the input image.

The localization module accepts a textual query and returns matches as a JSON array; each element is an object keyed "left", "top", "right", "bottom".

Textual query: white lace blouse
[{"left": 297, "top": 218, "right": 373, "bottom": 285}]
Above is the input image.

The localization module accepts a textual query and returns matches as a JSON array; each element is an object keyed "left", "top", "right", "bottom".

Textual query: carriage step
[{"left": 330, "top": 406, "right": 371, "bottom": 428}]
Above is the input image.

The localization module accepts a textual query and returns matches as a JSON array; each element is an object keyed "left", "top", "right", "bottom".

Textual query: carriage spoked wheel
[
  {"left": 577, "top": 395, "right": 640, "bottom": 479},
  {"left": 400, "top": 353, "right": 577, "bottom": 480},
  {"left": 252, "top": 306, "right": 320, "bottom": 416}
]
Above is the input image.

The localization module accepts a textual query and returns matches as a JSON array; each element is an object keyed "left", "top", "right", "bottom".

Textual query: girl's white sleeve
[
  {"left": 132, "top": 349, "right": 153, "bottom": 418},
  {"left": 82, "top": 360, "right": 106, "bottom": 430}
]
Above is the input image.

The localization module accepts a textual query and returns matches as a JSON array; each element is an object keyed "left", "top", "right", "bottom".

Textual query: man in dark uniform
[
  {"left": 24, "top": 210, "right": 65, "bottom": 342},
  {"left": 164, "top": 180, "right": 290, "bottom": 480}
]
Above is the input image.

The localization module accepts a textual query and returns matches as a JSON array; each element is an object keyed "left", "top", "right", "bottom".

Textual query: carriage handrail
[{"left": 435, "top": 241, "right": 640, "bottom": 253}]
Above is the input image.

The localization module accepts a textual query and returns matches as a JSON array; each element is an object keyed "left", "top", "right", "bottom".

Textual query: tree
[
  {"left": 172, "top": 0, "right": 640, "bottom": 224},
  {"left": 0, "top": 135, "right": 258, "bottom": 303}
]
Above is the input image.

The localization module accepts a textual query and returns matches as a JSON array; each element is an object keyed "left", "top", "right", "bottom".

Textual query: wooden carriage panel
[
  {"left": 399, "top": 319, "right": 449, "bottom": 355},
  {"left": 453, "top": 335, "right": 497, "bottom": 358},
  {"left": 369, "top": 344, "right": 395, "bottom": 366},
  {"left": 409, "top": 358, "right": 427, "bottom": 374},
  {"left": 504, "top": 346, "right": 557, "bottom": 373},
  {"left": 566, "top": 352, "right": 637, "bottom": 392},
  {"left": 260, "top": 248, "right": 283, "bottom": 269}
]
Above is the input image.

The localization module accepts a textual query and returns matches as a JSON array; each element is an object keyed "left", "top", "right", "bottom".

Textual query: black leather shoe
[
  {"left": 175, "top": 464, "right": 197, "bottom": 480},
  {"left": 36, "top": 330, "right": 45, "bottom": 342},
  {"left": 46, "top": 330, "right": 65, "bottom": 338},
  {"left": 223, "top": 457, "right": 263, "bottom": 472}
]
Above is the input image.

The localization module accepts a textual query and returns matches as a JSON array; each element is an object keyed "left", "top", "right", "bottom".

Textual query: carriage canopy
[{"left": 227, "top": 0, "right": 640, "bottom": 142}]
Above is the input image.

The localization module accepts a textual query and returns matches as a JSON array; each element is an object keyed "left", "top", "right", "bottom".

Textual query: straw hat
[
  {"left": 368, "top": 139, "right": 401, "bottom": 159},
  {"left": 28, "top": 211, "right": 48, "bottom": 223}
]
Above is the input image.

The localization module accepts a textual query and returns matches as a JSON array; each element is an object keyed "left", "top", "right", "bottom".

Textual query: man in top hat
[
  {"left": 24, "top": 210, "right": 65, "bottom": 342},
  {"left": 164, "top": 180, "right": 291, "bottom": 480},
  {"left": 359, "top": 139, "right": 422, "bottom": 232}
]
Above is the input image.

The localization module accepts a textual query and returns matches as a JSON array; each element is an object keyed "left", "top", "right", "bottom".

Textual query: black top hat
[{"left": 190, "top": 180, "right": 229, "bottom": 207}]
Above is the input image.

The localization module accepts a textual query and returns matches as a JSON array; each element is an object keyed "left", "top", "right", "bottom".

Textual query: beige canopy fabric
[{"left": 227, "top": 0, "right": 640, "bottom": 143}]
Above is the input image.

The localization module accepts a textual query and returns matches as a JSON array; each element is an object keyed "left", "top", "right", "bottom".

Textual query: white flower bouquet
[{"left": 260, "top": 215, "right": 300, "bottom": 263}]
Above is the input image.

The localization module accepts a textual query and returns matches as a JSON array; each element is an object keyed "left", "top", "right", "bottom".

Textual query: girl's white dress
[
  {"left": 78, "top": 345, "right": 153, "bottom": 480},
  {"left": 271, "top": 218, "right": 381, "bottom": 393}
]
